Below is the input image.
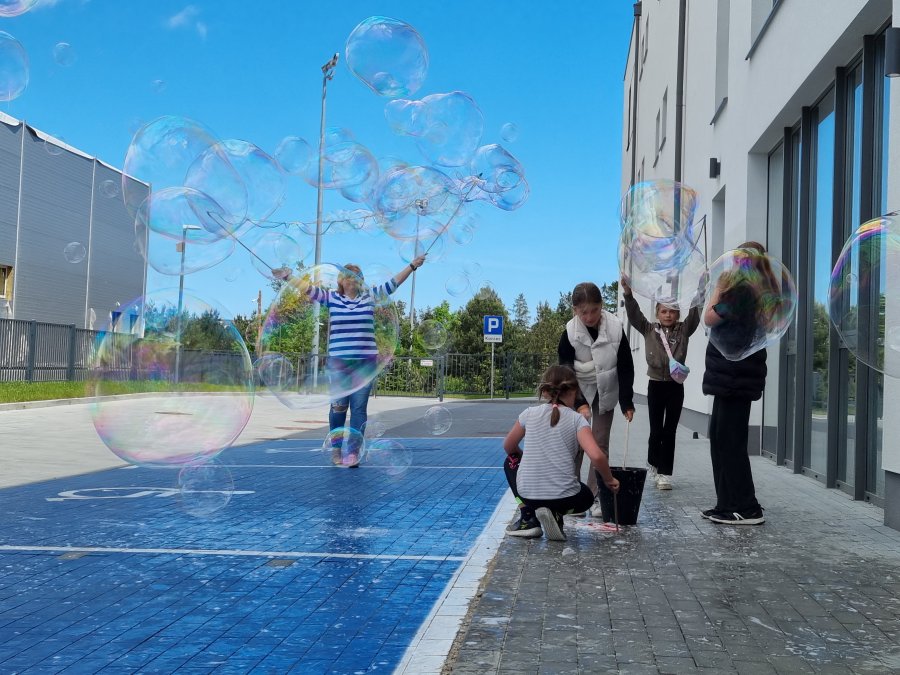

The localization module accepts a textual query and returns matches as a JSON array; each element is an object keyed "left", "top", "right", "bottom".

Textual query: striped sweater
[{"left": 307, "top": 279, "right": 398, "bottom": 359}]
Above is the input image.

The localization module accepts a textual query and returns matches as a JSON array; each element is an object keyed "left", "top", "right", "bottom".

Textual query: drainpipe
[
  {"left": 630, "top": 2, "right": 641, "bottom": 187},
  {"left": 674, "top": 0, "right": 687, "bottom": 182}
]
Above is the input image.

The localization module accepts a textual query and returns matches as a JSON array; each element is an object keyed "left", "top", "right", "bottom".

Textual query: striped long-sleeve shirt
[{"left": 307, "top": 279, "right": 398, "bottom": 359}]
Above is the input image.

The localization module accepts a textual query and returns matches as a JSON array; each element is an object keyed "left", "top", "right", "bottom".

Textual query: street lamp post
[
  {"left": 174, "top": 224, "right": 202, "bottom": 385},
  {"left": 310, "top": 52, "right": 340, "bottom": 389},
  {"left": 409, "top": 198, "right": 428, "bottom": 332}
]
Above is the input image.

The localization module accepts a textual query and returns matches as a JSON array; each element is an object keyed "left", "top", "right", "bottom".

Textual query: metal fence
[
  {"left": 0, "top": 317, "right": 555, "bottom": 398},
  {"left": 0, "top": 318, "right": 99, "bottom": 382}
]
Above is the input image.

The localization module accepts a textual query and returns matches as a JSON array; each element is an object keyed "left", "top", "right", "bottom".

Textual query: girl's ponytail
[
  {"left": 550, "top": 399, "right": 561, "bottom": 427},
  {"left": 537, "top": 365, "right": 579, "bottom": 427}
]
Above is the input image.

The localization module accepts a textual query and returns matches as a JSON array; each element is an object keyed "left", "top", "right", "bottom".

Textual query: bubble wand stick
[
  {"left": 422, "top": 174, "right": 482, "bottom": 255},
  {"left": 204, "top": 210, "right": 280, "bottom": 273}
]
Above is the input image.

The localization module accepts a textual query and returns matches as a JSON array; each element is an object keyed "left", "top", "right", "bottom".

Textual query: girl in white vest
[{"left": 558, "top": 282, "right": 635, "bottom": 517}]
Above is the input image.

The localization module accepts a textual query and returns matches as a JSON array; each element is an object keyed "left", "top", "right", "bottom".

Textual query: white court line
[
  {"left": 198, "top": 465, "right": 503, "bottom": 470},
  {"left": 0, "top": 545, "right": 465, "bottom": 563},
  {"left": 394, "top": 487, "right": 516, "bottom": 675}
]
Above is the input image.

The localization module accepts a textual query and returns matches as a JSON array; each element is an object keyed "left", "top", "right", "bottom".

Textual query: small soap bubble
[
  {"left": 63, "top": 242, "right": 86, "bottom": 263},
  {"left": 178, "top": 461, "right": 235, "bottom": 517},
  {"left": 445, "top": 274, "right": 470, "bottom": 298},
  {"left": 52, "top": 42, "right": 75, "bottom": 67},
  {"left": 365, "top": 438, "right": 411, "bottom": 476},
  {"left": 500, "top": 122, "right": 519, "bottom": 143},
  {"left": 423, "top": 405, "right": 452, "bottom": 435},
  {"left": 418, "top": 319, "right": 448, "bottom": 352},
  {"left": 98, "top": 179, "right": 119, "bottom": 199},
  {"left": 323, "top": 427, "right": 365, "bottom": 467}
]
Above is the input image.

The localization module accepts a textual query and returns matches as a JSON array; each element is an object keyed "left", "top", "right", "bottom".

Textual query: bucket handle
[{"left": 621, "top": 419, "right": 631, "bottom": 470}]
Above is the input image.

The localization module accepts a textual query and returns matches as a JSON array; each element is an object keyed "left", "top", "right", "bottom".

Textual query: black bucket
[{"left": 595, "top": 467, "right": 648, "bottom": 525}]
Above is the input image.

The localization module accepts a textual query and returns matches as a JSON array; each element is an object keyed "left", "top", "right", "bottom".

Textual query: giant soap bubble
[
  {"left": 830, "top": 216, "right": 900, "bottom": 378},
  {"left": 620, "top": 180, "right": 699, "bottom": 274},
  {"left": 345, "top": 16, "right": 428, "bottom": 98},
  {"left": 0, "top": 1, "right": 38, "bottom": 17},
  {"left": 703, "top": 246, "right": 797, "bottom": 361},
  {"left": 466, "top": 144, "right": 529, "bottom": 211},
  {"left": 259, "top": 263, "right": 400, "bottom": 409},
  {"left": 619, "top": 230, "right": 708, "bottom": 311},
  {"left": 0, "top": 31, "right": 29, "bottom": 101},
  {"left": 385, "top": 91, "right": 484, "bottom": 167},
  {"left": 123, "top": 116, "right": 229, "bottom": 219},
  {"left": 89, "top": 289, "right": 254, "bottom": 467}
]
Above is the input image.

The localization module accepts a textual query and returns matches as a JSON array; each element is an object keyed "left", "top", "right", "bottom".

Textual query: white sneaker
[
  {"left": 589, "top": 497, "right": 604, "bottom": 518},
  {"left": 656, "top": 474, "right": 673, "bottom": 490},
  {"left": 647, "top": 465, "right": 658, "bottom": 483}
]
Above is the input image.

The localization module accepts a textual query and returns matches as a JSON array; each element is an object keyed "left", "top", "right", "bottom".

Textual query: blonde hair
[
  {"left": 537, "top": 365, "right": 579, "bottom": 427},
  {"left": 337, "top": 264, "right": 363, "bottom": 295}
]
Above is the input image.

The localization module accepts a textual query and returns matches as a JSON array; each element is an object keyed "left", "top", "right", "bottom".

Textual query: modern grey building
[
  {"left": 0, "top": 112, "right": 149, "bottom": 330},
  {"left": 622, "top": 1, "right": 900, "bottom": 528}
]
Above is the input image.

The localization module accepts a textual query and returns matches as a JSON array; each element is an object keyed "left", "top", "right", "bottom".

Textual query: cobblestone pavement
[{"left": 445, "top": 413, "right": 900, "bottom": 675}]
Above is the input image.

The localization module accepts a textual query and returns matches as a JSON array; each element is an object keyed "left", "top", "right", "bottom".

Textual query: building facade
[
  {"left": 622, "top": 0, "right": 900, "bottom": 528},
  {"left": 0, "top": 112, "right": 149, "bottom": 330}
]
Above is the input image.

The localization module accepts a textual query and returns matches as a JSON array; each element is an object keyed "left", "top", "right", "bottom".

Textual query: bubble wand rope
[
  {"left": 422, "top": 175, "right": 482, "bottom": 256},
  {"left": 205, "top": 211, "right": 278, "bottom": 271}
]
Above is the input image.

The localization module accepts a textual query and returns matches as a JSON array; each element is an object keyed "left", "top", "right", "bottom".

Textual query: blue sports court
[{"left": 0, "top": 436, "right": 509, "bottom": 673}]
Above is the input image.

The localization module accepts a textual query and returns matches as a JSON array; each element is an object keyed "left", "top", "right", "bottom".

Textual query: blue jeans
[{"left": 329, "top": 381, "right": 373, "bottom": 435}]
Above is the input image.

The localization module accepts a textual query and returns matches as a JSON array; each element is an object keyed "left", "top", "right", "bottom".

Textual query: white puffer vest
[{"left": 566, "top": 311, "right": 623, "bottom": 413}]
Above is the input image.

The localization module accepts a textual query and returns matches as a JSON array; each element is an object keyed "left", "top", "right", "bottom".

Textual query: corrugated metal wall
[
  {"left": 17, "top": 128, "right": 93, "bottom": 326},
  {"left": 87, "top": 163, "right": 148, "bottom": 329},
  {"left": 0, "top": 121, "right": 21, "bottom": 269},
  {"left": 0, "top": 119, "right": 148, "bottom": 328}
]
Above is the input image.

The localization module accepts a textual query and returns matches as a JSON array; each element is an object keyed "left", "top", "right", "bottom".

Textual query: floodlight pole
[
  {"left": 311, "top": 52, "right": 339, "bottom": 388},
  {"left": 174, "top": 224, "right": 202, "bottom": 385},
  {"left": 409, "top": 198, "right": 427, "bottom": 332}
]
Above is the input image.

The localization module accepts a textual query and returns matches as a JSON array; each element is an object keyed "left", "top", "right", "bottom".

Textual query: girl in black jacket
[{"left": 701, "top": 242, "right": 773, "bottom": 525}]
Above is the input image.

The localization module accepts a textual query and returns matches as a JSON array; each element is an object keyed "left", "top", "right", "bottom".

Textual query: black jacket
[{"left": 702, "top": 341, "right": 767, "bottom": 400}]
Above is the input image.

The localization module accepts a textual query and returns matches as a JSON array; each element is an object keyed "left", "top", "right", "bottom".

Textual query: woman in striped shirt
[{"left": 297, "top": 254, "right": 426, "bottom": 466}]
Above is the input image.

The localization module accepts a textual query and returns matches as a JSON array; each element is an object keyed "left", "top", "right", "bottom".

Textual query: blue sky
[{"left": 4, "top": 0, "right": 634, "bottom": 321}]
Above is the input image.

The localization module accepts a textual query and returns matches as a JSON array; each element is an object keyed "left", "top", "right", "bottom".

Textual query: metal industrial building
[
  {"left": 622, "top": 0, "right": 900, "bottom": 528},
  {"left": 0, "top": 112, "right": 148, "bottom": 330}
]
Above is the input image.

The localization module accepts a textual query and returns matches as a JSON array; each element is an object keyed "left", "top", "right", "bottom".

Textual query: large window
[
  {"left": 769, "top": 27, "right": 891, "bottom": 503},
  {"left": 806, "top": 89, "right": 835, "bottom": 478}
]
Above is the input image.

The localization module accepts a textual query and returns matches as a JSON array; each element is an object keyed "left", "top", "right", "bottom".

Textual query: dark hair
[
  {"left": 537, "top": 365, "right": 579, "bottom": 427},
  {"left": 571, "top": 282, "right": 603, "bottom": 308}
]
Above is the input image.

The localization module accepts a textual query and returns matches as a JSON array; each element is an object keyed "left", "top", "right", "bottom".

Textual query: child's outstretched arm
[
  {"left": 503, "top": 421, "right": 525, "bottom": 459},
  {"left": 577, "top": 426, "right": 619, "bottom": 493},
  {"left": 684, "top": 304, "right": 702, "bottom": 336},
  {"left": 621, "top": 280, "right": 650, "bottom": 335}
]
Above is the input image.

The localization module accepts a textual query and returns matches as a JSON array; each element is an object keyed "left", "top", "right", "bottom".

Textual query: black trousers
[
  {"left": 503, "top": 455, "right": 595, "bottom": 515},
  {"left": 647, "top": 380, "right": 685, "bottom": 475},
  {"left": 709, "top": 396, "right": 760, "bottom": 513}
]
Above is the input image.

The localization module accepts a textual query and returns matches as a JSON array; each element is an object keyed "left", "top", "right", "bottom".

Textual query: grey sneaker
[
  {"left": 506, "top": 514, "right": 542, "bottom": 538},
  {"left": 589, "top": 497, "right": 604, "bottom": 518},
  {"left": 535, "top": 507, "right": 566, "bottom": 541},
  {"left": 656, "top": 474, "right": 673, "bottom": 490}
]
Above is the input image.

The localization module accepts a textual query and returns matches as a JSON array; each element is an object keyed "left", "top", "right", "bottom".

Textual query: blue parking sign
[{"left": 483, "top": 315, "right": 503, "bottom": 343}]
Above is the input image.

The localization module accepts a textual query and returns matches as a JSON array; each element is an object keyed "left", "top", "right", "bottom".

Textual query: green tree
[
  {"left": 528, "top": 300, "right": 567, "bottom": 354},
  {"left": 452, "top": 285, "right": 507, "bottom": 354},
  {"left": 601, "top": 281, "right": 619, "bottom": 312}
]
